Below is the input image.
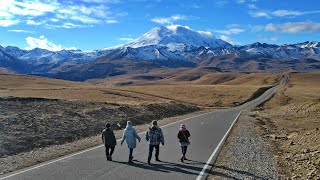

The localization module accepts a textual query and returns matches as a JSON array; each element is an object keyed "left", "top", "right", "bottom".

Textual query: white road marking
[
  {"left": 196, "top": 111, "right": 242, "bottom": 180},
  {"left": 0, "top": 110, "right": 215, "bottom": 180}
]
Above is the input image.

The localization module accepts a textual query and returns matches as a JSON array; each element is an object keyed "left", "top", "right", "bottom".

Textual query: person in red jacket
[{"left": 177, "top": 124, "right": 190, "bottom": 162}]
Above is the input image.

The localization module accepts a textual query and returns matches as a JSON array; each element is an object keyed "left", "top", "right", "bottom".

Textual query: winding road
[{"left": 0, "top": 76, "right": 287, "bottom": 180}]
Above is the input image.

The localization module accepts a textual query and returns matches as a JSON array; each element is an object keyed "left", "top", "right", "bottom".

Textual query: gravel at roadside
[{"left": 208, "top": 111, "right": 280, "bottom": 180}]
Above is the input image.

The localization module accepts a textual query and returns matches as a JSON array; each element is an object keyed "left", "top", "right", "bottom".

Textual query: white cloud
[
  {"left": 46, "top": 22, "right": 85, "bottom": 29},
  {"left": 151, "top": 14, "right": 187, "bottom": 25},
  {"left": 249, "top": 11, "right": 271, "bottom": 18},
  {"left": 2, "top": 0, "right": 58, "bottom": 17},
  {"left": 219, "top": 35, "right": 239, "bottom": 45},
  {"left": 237, "top": 0, "right": 246, "bottom": 3},
  {"left": 166, "top": 25, "right": 213, "bottom": 37},
  {"left": 79, "top": 0, "right": 121, "bottom": 3},
  {"left": 266, "top": 21, "right": 320, "bottom": 33},
  {"left": 257, "top": 35, "right": 278, "bottom": 42},
  {"left": 25, "top": 35, "right": 76, "bottom": 51},
  {"left": 166, "top": 25, "right": 191, "bottom": 30},
  {"left": 0, "top": 19, "right": 19, "bottom": 27},
  {"left": 70, "top": 16, "right": 101, "bottom": 24},
  {"left": 197, "top": 31, "right": 213, "bottom": 37},
  {"left": 7, "top": 29, "right": 34, "bottom": 33},
  {"left": 214, "top": 1, "right": 228, "bottom": 7},
  {"left": 226, "top": 24, "right": 241, "bottom": 28},
  {"left": 0, "top": 0, "right": 124, "bottom": 28},
  {"left": 106, "top": 19, "right": 118, "bottom": 24},
  {"left": 214, "top": 28, "right": 245, "bottom": 35},
  {"left": 50, "top": 18, "right": 59, "bottom": 22},
  {"left": 119, "top": 37, "right": 134, "bottom": 41},
  {"left": 26, "top": 20, "right": 42, "bottom": 25},
  {"left": 271, "top": 10, "right": 303, "bottom": 17},
  {"left": 247, "top": 4, "right": 257, "bottom": 9},
  {"left": 250, "top": 9, "right": 320, "bottom": 18},
  {"left": 248, "top": 24, "right": 264, "bottom": 32},
  {"left": 64, "top": 47, "right": 78, "bottom": 50},
  {"left": 236, "top": 0, "right": 258, "bottom": 4}
]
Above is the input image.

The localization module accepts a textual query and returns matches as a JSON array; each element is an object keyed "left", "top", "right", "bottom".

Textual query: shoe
[
  {"left": 156, "top": 158, "right": 161, "bottom": 162},
  {"left": 184, "top": 157, "right": 187, "bottom": 160},
  {"left": 180, "top": 157, "right": 184, "bottom": 162},
  {"left": 128, "top": 160, "right": 133, "bottom": 163},
  {"left": 107, "top": 156, "right": 110, "bottom": 161},
  {"left": 109, "top": 156, "right": 112, "bottom": 161}
]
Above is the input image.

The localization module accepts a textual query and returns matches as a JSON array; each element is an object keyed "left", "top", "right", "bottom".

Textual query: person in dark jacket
[
  {"left": 102, "top": 123, "right": 117, "bottom": 161},
  {"left": 145, "top": 120, "right": 164, "bottom": 164},
  {"left": 177, "top": 124, "right": 190, "bottom": 162}
]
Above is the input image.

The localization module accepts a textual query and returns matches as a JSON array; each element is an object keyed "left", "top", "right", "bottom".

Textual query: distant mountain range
[{"left": 1, "top": 25, "right": 319, "bottom": 81}]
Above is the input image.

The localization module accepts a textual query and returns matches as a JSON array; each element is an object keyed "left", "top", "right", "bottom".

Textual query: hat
[
  {"left": 152, "top": 120, "right": 157, "bottom": 126},
  {"left": 105, "top": 123, "right": 111, "bottom": 128},
  {"left": 180, "top": 124, "right": 186, "bottom": 130}
]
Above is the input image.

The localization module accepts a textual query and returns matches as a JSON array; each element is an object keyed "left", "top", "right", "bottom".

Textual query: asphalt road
[{"left": 0, "top": 76, "right": 287, "bottom": 180}]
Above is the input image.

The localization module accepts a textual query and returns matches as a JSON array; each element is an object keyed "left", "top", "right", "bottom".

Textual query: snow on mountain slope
[
  {"left": 122, "top": 25, "right": 232, "bottom": 49},
  {"left": 237, "top": 42, "right": 320, "bottom": 60}
]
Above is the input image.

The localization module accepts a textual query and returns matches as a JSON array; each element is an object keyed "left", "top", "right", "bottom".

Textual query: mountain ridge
[{"left": 0, "top": 25, "right": 319, "bottom": 81}]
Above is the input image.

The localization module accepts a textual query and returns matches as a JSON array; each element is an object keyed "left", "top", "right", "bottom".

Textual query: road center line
[{"left": 0, "top": 110, "right": 215, "bottom": 180}]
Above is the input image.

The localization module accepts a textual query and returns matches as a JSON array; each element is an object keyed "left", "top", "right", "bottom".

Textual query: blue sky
[{"left": 0, "top": 0, "right": 319, "bottom": 51}]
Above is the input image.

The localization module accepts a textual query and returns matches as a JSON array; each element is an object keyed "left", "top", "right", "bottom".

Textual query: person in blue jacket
[{"left": 121, "top": 120, "right": 141, "bottom": 163}]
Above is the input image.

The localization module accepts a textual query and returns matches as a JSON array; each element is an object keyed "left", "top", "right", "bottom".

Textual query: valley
[
  {"left": 0, "top": 26, "right": 319, "bottom": 82},
  {"left": 0, "top": 72, "right": 279, "bottom": 174}
]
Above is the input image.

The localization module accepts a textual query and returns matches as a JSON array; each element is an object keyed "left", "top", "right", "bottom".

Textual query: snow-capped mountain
[
  {"left": 121, "top": 25, "right": 231, "bottom": 49},
  {"left": 0, "top": 26, "right": 319, "bottom": 81},
  {"left": 237, "top": 41, "right": 320, "bottom": 60},
  {"left": 102, "top": 25, "right": 232, "bottom": 62}
]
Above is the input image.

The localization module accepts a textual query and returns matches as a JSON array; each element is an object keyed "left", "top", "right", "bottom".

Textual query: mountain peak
[{"left": 121, "top": 25, "right": 231, "bottom": 49}]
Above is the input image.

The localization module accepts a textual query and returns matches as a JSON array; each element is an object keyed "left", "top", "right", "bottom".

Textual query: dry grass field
[
  {"left": 113, "top": 85, "right": 260, "bottom": 107},
  {"left": 0, "top": 73, "right": 169, "bottom": 105},
  {"left": 0, "top": 72, "right": 280, "bottom": 108},
  {"left": 251, "top": 72, "right": 320, "bottom": 179},
  {"left": 110, "top": 72, "right": 280, "bottom": 108},
  {"left": 0, "top": 71, "right": 282, "bottom": 174}
]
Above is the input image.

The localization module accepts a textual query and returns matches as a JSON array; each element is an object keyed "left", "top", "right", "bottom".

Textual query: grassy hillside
[{"left": 251, "top": 72, "right": 320, "bottom": 178}]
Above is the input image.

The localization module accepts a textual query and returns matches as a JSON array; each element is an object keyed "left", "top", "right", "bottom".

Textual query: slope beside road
[{"left": 0, "top": 76, "right": 287, "bottom": 180}]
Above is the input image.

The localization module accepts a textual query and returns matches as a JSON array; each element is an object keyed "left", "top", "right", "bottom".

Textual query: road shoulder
[{"left": 208, "top": 110, "right": 280, "bottom": 179}]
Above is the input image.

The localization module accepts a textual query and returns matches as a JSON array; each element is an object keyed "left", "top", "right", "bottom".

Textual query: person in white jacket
[{"left": 121, "top": 120, "right": 141, "bottom": 163}]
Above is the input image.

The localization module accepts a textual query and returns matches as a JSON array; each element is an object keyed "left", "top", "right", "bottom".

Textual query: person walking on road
[
  {"left": 177, "top": 124, "right": 190, "bottom": 162},
  {"left": 121, "top": 120, "right": 141, "bottom": 163},
  {"left": 145, "top": 120, "right": 164, "bottom": 164},
  {"left": 102, "top": 123, "right": 117, "bottom": 161}
]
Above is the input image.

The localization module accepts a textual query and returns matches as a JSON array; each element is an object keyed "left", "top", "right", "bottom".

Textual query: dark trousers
[
  {"left": 105, "top": 146, "right": 115, "bottom": 158},
  {"left": 148, "top": 144, "right": 160, "bottom": 161},
  {"left": 129, "top": 148, "right": 133, "bottom": 160},
  {"left": 181, "top": 146, "right": 188, "bottom": 156}
]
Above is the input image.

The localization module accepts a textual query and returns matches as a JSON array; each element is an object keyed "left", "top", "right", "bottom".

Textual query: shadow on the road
[
  {"left": 113, "top": 159, "right": 206, "bottom": 175},
  {"left": 183, "top": 159, "right": 207, "bottom": 165},
  {"left": 211, "top": 165, "right": 268, "bottom": 180}
]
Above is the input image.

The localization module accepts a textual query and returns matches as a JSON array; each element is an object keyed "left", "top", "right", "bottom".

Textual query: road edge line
[
  {"left": 196, "top": 110, "right": 242, "bottom": 180},
  {"left": 0, "top": 110, "right": 216, "bottom": 180}
]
